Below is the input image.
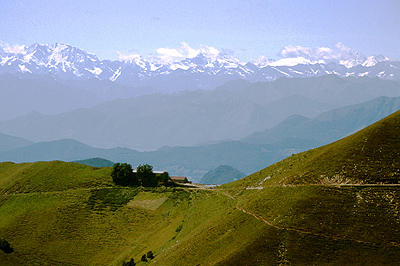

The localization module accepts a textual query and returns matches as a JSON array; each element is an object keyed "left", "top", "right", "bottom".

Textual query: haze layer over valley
[
  {"left": 0, "top": 42, "right": 399, "bottom": 148},
  {"left": 1, "top": 42, "right": 400, "bottom": 121}
]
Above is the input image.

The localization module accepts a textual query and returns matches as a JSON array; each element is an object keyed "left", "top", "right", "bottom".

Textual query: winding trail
[{"left": 218, "top": 189, "right": 400, "bottom": 248}]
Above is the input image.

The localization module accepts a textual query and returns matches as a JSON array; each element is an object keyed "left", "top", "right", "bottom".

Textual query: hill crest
[{"left": 233, "top": 109, "right": 400, "bottom": 188}]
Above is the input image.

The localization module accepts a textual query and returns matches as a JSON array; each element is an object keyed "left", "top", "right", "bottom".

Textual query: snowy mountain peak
[
  {"left": 8, "top": 42, "right": 100, "bottom": 69},
  {"left": 125, "top": 54, "right": 149, "bottom": 69},
  {"left": 362, "top": 54, "right": 390, "bottom": 67},
  {"left": 253, "top": 55, "right": 272, "bottom": 68},
  {"left": 0, "top": 42, "right": 399, "bottom": 88},
  {"left": 181, "top": 53, "right": 210, "bottom": 66},
  {"left": 25, "top": 43, "right": 53, "bottom": 65},
  {"left": 49, "top": 43, "right": 99, "bottom": 65}
]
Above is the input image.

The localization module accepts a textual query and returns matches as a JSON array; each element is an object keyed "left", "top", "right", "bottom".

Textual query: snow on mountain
[
  {"left": 269, "top": 57, "right": 320, "bottom": 67},
  {"left": 362, "top": 54, "right": 389, "bottom": 67},
  {"left": 0, "top": 43, "right": 399, "bottom": 92}
]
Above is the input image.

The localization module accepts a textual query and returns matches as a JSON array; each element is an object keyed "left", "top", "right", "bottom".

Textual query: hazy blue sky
[{"left": 1, "top": 0, "right": 399, "bottom": 61}]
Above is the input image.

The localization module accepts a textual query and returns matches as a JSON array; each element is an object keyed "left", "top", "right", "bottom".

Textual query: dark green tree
[
  {"left": 111, "top": 163, "right": 139, "bottom": 186},
  {"left": 122, "top": 258, "right": 136, "bottom": 266},
  {"left": 137, "top": 164, "right": 153, "bottom": 174},
  {"left": 159, "top": 172, "right": 171, "bottom": 187},
  {"left": 141, "top": 254, "right": 148, "bottom": 262},
  {"left": 0, "top": 238, "right": 13, "bottom": 254},
  {"left": 137, "top": 164, "right": 157, "bottom": 187},
  {"left": 147, "top": 251, "right": 154, "bottom": 259}
]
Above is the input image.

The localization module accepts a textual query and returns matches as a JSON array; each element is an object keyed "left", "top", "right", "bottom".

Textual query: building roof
[{"left": 171, "top": 176, "right": 187, "bottom": 181}]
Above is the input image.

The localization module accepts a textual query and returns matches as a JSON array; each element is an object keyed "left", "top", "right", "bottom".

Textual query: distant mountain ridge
[
  {"left": 2, "top": 95, "right": 400, "bottom": 182},
  {"left": 1, "top": 75, "right": 399, "bottom": 150},
  {"left": 0, "top": 73, "right": 154, "bottom": 120},
  {"left": 200, "top": 165, "right": 246, "bottom": 184},
  {"left": 1, "top": 43, "right": 399, "bottom": 94},
  {"left": 242, "top": 96, "right": 400, "bottom": 145},
  {"left": 0, "top": 132, "right": 32, "bottom": 152},
  {"left": 73, "top": 157, "right": 115, "bottom": 168}
]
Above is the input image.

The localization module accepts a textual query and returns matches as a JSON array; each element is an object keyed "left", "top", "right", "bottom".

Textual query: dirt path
[{"left": 219, "top": 189, "right": 400, "bottom": 248}]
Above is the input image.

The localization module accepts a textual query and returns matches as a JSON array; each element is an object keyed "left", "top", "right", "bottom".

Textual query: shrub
[
  {"left": 0, "top": 238, "right": 13, "bottom": 254},
  {"left": 141, "top": 254, "right": 148, "bottom": 262},
  {"left": 175, "top": 224, "right": 183, "bottom": 232},
  {"left": 122, "top": 258, "right": 136, "bottom": 266},
  {"left": 147, "top": 251, "right": 154, "bottom": 259}
]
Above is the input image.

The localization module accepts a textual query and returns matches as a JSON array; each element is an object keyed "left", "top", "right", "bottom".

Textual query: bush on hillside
[
  {"left": 141, "top": 254, "right": 148, "bottom": 262},
  {"left": 175, "top": 224, "right": 183, "bottom": 232},
  {"left": 158, "top": 172, "right": 171, "bottom": 187},
  {"left": 122, "top": 258, "right": 136, "bottom": 266},
  {"left": 147, "top": 251, "right": 154, "bottom": 259},
  {"left": 0, "top": 238, "right": 13, "bottom": 254}
]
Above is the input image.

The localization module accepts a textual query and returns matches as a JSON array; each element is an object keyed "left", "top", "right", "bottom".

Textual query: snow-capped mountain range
[{"left": 1, "top": 43, "right": 399, "bottom": 92}]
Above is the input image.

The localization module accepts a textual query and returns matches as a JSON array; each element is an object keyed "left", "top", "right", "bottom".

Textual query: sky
[{"left": 1, "top": 0, "right": 399, "bottom": 62}]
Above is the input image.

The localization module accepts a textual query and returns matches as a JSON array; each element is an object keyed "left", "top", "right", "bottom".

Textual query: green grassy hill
[
  {"left": 236, "top": 108, "right": 400, "bottom": 187},
  {"left": 158, "top": 109, "right": 400, "bottom": 265},
  {"left": 1, "top": 110, "right": 400, "bottom": 265},
  {"left": 0, "top": 161, "right": 191, "bottom": 265},
  {"left": 73, "top": 157, "right": 115, "bottom": 168}
]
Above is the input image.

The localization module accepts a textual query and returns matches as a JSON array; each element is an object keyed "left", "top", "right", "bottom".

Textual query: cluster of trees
[
  {"left": 112, "top": 163, "right": 171, "bottom": 187},
  {"left": 121, "top": 251, "right": 154, "bottom": 266}
]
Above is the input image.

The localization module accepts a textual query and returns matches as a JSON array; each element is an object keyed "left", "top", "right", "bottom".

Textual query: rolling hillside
[
  {"left": 153, "top": 109, "right": 400, "bottom": 265},
  {"left": 1, "top": 110, "right": 400, "bottom": 265},
  {"left": 1, "top": 94, "right": 400, "bottom": 183},
  {"left": 238, "top": 109, "right": 400, "bottom": 187},
  {"left": 0, "top": 138, "right": 319, "bottom": 182}
]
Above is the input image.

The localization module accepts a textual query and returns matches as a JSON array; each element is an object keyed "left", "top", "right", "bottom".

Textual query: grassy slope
[
  {"left": 209, "top": 109, "right": 400, "bottom": 265},
  {"left": 147, "top": 185, "right": 400, "bottom": 265},
  {"left": 155, "top": 109, "right": 400, "bottom": 265},
  {"left": 2, "top": 110, "right": 400, "bottom": 265},
  {"left": 231, "top": 109, "right": 400, "bottom": 188},
  {"left": 0, "top": 161, "right": 113, "bottom": 194},
  {"left": 0, "top": 162, "right": 191, "bottom": 265}
]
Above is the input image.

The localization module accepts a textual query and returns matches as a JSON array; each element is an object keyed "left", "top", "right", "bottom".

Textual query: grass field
[
  {"left": 1, "top": 162, "right": 400, "bottom": 265},
  {"left": 0, "top": 162, "right": 192, "bottom": 265}
]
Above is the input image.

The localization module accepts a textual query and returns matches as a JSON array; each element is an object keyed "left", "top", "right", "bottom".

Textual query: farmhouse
[
  {"left": 132, "top": 168, "right": 189, "bottom": 184},
  {"left": 171, "top": 176, "right": 189, "bottom": 183}
]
